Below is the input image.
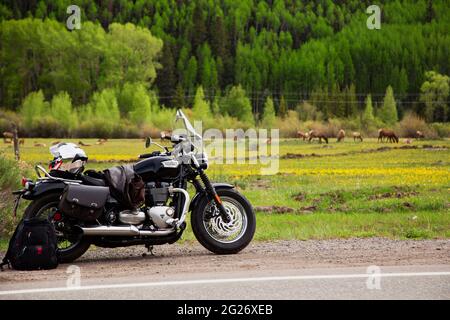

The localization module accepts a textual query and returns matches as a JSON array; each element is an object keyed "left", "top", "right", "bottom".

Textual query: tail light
[
  {"left": 21, "top": 177, "right": 34, "bottom": 190},
  {"left": 53, "top": 211, "right": 62, "bottom": 221}
]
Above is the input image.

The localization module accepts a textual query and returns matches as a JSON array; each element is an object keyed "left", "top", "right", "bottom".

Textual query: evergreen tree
[
  {"left": 192, "top": 4, "right": 206, "bottom": 51},
  {"left": 184, "top": 56, "right": 198, "bottom": 97},
  {"left": 278, "top": 95, "right": 287, "bottom": 118},
  {"left": 345, "top": 84, "right": 358, "bottom": 117},
  {"left": 426, "top": 0, "right": 435, "bottom": 22},
  {"left": 156, "top": 42, "right": 176, "bottom": 107},
  {"left": 362, "top": 94, "right": 375, "bottom": 129},
  {"left": 173, "top": 83, "right": 186, "bottom": 109},
  {"left": 262, "top": 96, "right": 276, "bottom": 128},
  {"left": 192, "top": 86, "right": 211, "bottom": 121},
  {"left": 209, "top": 15, "right": 226, "bottom": 59},
  {"left": 379, "top": 86, "right": 398, "bottom": 126}
]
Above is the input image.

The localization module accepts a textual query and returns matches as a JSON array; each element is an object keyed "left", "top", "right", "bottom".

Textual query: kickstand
[{"left": 144, "top": 244, "right": 154, "bottom": 256}]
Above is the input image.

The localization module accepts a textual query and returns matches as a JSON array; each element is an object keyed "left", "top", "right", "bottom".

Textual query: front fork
[{"left": 193, "top": 169, "right": 231, "bottom": 223}]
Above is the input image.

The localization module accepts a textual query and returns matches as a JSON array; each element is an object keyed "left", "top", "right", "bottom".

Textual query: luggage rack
[{"left": 35, "top": 164, "right": 82, "bottom": 184}]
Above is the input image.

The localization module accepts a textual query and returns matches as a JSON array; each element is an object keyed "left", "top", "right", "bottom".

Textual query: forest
[{"left": 0, "top": 0, "right": 449, "bottom": 138}]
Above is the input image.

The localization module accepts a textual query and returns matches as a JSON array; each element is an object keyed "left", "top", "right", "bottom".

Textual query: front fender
[
  {"left": 22, "top": 180, "right": 66, "bottom": 200},
  {"left": 189, "top": 183, "right": 234, "bottom": 212}
]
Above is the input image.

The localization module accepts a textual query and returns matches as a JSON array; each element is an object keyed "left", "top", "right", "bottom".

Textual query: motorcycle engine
[
  {"left": 118, "top": 209, "right": 146, "bottom": 225},
  {"left": 113, "top": 183, "right": 174, "bottom": 228},
  {"left": 148, "top": 206, "right": 175, "bottom": 228}
]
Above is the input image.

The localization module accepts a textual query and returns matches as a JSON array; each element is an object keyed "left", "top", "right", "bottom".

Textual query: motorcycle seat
[{"left": 80, "top": 174, "right": 106, "bottom": 187}]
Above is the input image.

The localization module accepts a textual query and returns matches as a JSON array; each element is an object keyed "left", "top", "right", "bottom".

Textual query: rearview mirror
[{"left": 145, "top": 137, "right": 152, "bottom": 148}]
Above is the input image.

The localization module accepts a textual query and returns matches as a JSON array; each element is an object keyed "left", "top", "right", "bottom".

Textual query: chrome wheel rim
[{"left": 203, "top": 196, "right": 248, "bottom": 244}]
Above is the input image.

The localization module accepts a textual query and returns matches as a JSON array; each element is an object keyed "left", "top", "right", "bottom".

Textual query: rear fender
[{"left": 21, "top": 180, "right": 66, "bottom": 200}]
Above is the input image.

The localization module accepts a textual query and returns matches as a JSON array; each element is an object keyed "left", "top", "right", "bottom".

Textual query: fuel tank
[{"left": 133, "top": 156, "right": 180, "bottom": 182}]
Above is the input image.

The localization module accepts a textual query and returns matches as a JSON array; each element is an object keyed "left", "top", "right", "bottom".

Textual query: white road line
[{"left": 1, "top": 271, "right": 450, "bottom": 296}]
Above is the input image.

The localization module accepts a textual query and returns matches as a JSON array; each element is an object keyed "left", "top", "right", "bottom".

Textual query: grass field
[{"left": 1, "top": 137, "right": 449, "bottom": 244}]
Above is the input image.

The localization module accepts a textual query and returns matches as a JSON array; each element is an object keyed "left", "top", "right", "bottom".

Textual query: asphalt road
[
  {"left": 1, "top": 265, "right": 449, "bottom": 300},
  {"left": 1, "top": 239, "right": 449, "bottom": 300}
]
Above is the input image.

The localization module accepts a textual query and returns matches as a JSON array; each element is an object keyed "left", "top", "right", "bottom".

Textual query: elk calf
[
  {"left": 352, "top": 132, "right": 363, "bottom": 142},
  {"left": 416, "top": 131, "right": 425, "bottom": 139},
  {"left": 337, "top": 129, "right": 345, "bottom": 142}
]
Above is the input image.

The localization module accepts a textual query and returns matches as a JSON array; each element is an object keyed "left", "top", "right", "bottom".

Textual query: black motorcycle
[{"left": 14, "top": 110, "right": 256, "bottom": 262}]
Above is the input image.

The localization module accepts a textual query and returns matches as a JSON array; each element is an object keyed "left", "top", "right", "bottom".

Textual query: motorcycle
[{"left": 13, "top": 110, "right": 256, "bottom": 262}]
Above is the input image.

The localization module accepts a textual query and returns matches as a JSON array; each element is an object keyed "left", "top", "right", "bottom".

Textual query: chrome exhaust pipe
[
  {"left": 138, "top": 229, "right": 175, "bottom": 236},
  {"left": 81, "top": 225, "right": 139, "bottom": 236},
  {"left": 80, "top": 225, "right": 175, "bottom": 237},
  {"left": 168, "top": 187, "right": 190, "bottom": 228}
]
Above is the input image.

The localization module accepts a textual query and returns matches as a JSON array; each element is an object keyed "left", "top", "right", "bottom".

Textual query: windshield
[{"left": 175, "top": 109, "right": 203, "bottom": 150}]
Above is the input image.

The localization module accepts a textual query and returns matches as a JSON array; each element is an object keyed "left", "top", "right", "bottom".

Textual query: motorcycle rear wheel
[{"left": 24, "top": 193, "right": 91, "bottom": 263}]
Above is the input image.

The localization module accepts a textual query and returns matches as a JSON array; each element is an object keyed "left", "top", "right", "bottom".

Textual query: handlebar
[
  {"left": 160, "top": 132, "right": 172, "bottom": 141},
  {"left": 139, "top": 151, "right": 162, "bottom": 159},
  {"left": 160, "top": 131, "right": 186, "bottom": 143}
]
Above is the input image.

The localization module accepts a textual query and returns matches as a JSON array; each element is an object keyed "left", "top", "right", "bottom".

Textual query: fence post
[{"left": 12, "top": 124, "right": 20, "bottom": 161}]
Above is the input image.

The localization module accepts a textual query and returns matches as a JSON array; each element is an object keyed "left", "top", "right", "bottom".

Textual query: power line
[{"left": 154, "top": 95, "right": 447, "bottom": 104}]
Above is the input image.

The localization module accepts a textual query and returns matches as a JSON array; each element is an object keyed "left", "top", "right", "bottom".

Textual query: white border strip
[{"left": 1, "top": 271, "right": 450, "bottom": 296}]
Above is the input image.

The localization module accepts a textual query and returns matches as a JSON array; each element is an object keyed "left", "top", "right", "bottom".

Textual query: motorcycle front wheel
[
  {"left": 191, "top": 188, "right": 256, "bottom": 254},
  {"left": 24, "top": 192, "right": 91, "bottom": 263}
]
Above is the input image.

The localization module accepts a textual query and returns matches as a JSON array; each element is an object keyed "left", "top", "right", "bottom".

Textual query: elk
[
  {"left": 308, "top": 130, "right": 328, "bottom": 144},
  {"left": 34, "top": 143, "right": 47, "bottom": 147},
  {"left": 337, "top": 129, "right": 345, "bottom": 142},
  {"left": 416, "top": 131, "right": 425, "bottom": 139},
  {"left": 297, "top": 131, "right": 309, "bottom": 141},
  {"left": 378, "top": 129, "right": 399, "bottom": 143},
  {"left": 19, "top": 138, "right": 25, "bottom": 145},
  {"left": 3, "top": 131, "right": 13, "bottom": 143},
  {"left": 352, "top": 132, "right": 363, "bottom": 142},
  {"left": 96, "top": 138, "right": 109, "bottom": 145},
  {"left": 78, "top": 141, "right": 92, "bottom": 147}
]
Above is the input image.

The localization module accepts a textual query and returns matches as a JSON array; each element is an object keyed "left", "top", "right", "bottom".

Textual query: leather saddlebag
[{"left": 59, "top": 184, "right": 109, "bottom": 222}]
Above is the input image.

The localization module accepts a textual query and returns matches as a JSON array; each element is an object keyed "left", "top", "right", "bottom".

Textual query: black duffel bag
[{"left": 59, "top": 184, "right": 109, "bottom": 222}]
